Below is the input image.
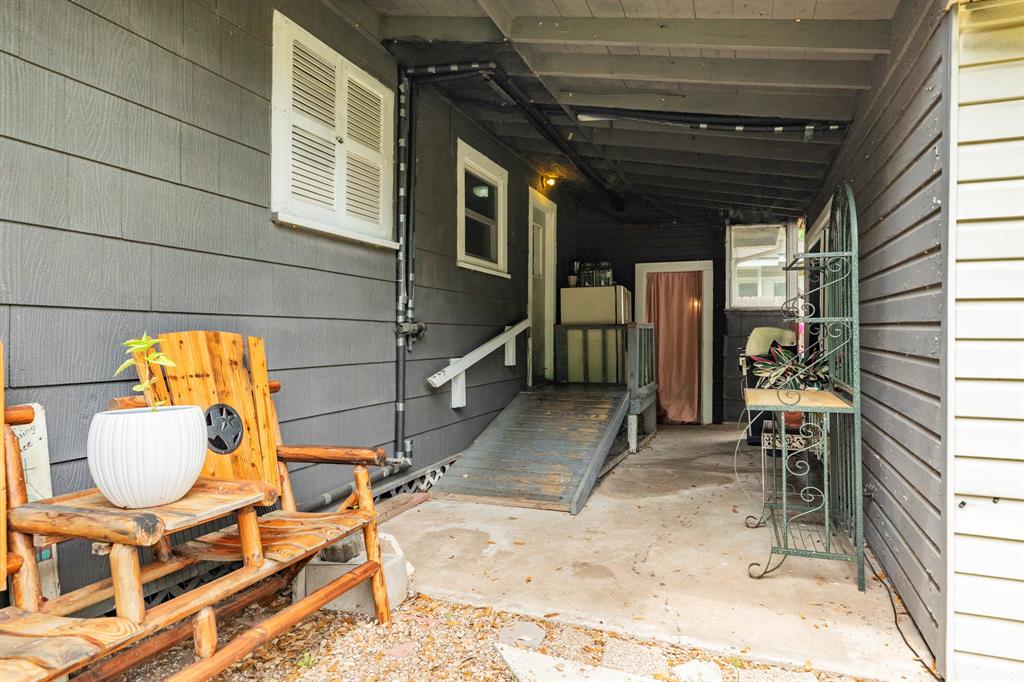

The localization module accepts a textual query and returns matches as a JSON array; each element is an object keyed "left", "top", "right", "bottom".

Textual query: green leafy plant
[
  {"left": 114, "top": 333, "right": 176, "bottom": 409},
  {"left": 750, "top": 343, "right": 828, "bottom": 390}
]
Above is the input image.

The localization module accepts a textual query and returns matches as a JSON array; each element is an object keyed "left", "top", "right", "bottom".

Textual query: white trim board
[
  {"left": 528, "top": 188, "right": 557, "bottom": 381},
  {"left": 635, "top": 260, "right": 714, "bottom": 425}
]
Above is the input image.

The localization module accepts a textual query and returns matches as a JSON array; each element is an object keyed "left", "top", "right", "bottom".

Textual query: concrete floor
[{"left": 383, "top": 424, "right": 933, "bottom": 682}]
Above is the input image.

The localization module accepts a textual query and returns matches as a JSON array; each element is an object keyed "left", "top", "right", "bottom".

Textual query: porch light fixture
[{"left": 545, "top": 176, "right": 556, "bottom": 187}]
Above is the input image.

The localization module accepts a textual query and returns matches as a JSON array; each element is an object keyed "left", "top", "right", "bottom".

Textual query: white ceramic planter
[{"left": 87, "top": 405, "right": 207, "bottom": 509}]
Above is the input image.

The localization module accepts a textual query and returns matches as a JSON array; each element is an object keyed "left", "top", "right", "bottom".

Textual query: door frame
[
  {"left": 635, "top": 260, "right": 714, "bottom": 425},
  {"left": 528, "top": 188, "right": 557, "bottom": 381}
]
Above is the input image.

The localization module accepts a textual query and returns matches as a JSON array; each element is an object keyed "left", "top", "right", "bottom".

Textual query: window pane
[
  {"left": 464, "top": 171, "right": 496, "bottom": 220},
  {"left": 465, "top": 215, "right": 497, "bottom": 263},
  {"left": 730, "top": 224, "right": 787, "bottom": 308}
]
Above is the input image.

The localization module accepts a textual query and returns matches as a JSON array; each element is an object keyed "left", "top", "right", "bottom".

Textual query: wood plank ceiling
[{"left": 368, "top": 0, "right": 899, "bottom": 223}]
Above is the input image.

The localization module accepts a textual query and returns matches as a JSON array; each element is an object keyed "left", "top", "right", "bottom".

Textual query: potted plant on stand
[
  {"left": 87, "top": 334, "right": 207, "bottom": 508},
  {"left": 750, "top": 342, "right": 829, "bottom": 430}
]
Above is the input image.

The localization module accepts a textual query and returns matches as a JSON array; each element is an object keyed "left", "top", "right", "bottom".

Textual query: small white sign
[{"left": 11, "top": 403, "right": 61, "bottom": 599}]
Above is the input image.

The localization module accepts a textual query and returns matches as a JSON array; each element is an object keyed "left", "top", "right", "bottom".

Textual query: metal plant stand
[{"left": 744, "top": 183, "right": 865, "bottom": 590}]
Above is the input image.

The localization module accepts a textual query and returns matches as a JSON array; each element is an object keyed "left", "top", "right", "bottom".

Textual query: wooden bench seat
[
  {"left": 176, "top": 510, "right": 372, "bottom": 563},
  {"left": 0, "top": 332, "right": 393, "bottom": 681},
  {"left": 0, "top": 608, "right": 142, "bottom": 682}
]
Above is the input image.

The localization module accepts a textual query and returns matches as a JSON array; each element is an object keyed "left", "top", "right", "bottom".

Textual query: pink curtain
[{"left": 646, "top": 271, "right": 702, "bottom": 424}]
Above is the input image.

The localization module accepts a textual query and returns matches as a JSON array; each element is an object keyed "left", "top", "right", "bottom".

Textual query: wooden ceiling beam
[
  {"left": 504, "top": 136, "right": 826, "bottom": 180},
  {"left": 609, "top": 161, "right": 822, "bottom": 192},
  {"left": 635, "top": 184, "right": 807, "bottom": 209},
  {"left": 655, "top": 195, "right": 806, "bottom": 217},
  {"left": 528, "top": 53, "right": 873, "bottom": 90},
  {"left": 494, "top": 121, "right": 836, "bottom": 164},
  {"left": 380, "top": 16, "right": 892, "bottom": 56},
  {"left": 509, "top": 16, "right": 891, "bottom": 54},
  {"left": 623, "top": 173, "right": 814, "bottom": 202}
]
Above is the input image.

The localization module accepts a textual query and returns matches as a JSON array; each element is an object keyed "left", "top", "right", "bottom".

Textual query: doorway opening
[
  {"left": 635, "top": 260, "right": 714, "bottom": 425},
  {"left": 528, "top": 189, "right": 556, "bottom": 384}
]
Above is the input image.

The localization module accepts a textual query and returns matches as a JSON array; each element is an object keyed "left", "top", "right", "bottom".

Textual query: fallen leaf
[
  {"left": 513, "top": 541, "right": 526, "bottom": 546},
  {"left": 544, "top": 612, "right": 559, "bottom": 618},
  {"left": 525, "top": 576, "right": 532, "bottom": 583},
  {"left": 803, "top": 659, "right": 813, "bottom": 672},
  {"left": 383, "top": 641, "right": 416, "bottom": 658}
]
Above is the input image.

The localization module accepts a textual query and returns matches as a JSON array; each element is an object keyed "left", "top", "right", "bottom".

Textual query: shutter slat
[
  {"left": 292, "top": 41, "right": 336, "bottom": 127},
  {"left": 291, "top": 125, "right": 335, "bottom": 209},
  {"left": 345, "top": 153, "right": 381, "bottom": 222},
  {"left": 346, "top": 79, "right": 383, "bottom": 152}
]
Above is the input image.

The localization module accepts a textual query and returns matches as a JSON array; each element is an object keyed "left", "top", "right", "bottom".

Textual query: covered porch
[{"left": 386, "top": 424, "right": 933, "bottom": 681}]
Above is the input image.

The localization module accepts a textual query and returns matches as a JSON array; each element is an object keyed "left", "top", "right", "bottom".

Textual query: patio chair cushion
[
  {"left": 0, "top": 607, "right": 142, "bottom": 682},
  {"left": 175, "top": 510, "right": 371, "bottom": 564}
]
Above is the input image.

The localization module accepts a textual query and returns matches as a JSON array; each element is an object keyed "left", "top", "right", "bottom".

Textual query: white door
[{"left": 528, "top": 189, "right": 557, "bottom": 382}]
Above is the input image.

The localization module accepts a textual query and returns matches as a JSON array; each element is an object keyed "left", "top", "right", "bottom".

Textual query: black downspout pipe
[{"left": 391, "top": 70, "right": 419, "bottom": 469}]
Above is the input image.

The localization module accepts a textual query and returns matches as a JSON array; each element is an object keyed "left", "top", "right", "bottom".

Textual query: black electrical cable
[{"left": 865, "top": 553, "right": 942, "bottom": 681}]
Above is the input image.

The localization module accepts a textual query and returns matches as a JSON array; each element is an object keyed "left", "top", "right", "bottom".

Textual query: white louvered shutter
[
  {"left": 339, "top": 64, "right": 394, "bottom": 240},
  {"left": 271, "top": 11, "right": 395, "bottom": 245},
  {"left": 271, "top": 15, "right": 342, "bottom": 228}
]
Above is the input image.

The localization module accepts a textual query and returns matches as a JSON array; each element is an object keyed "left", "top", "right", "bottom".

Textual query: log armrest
[{"left": 276, "top": 445, "right": 387, "bottom": 466}]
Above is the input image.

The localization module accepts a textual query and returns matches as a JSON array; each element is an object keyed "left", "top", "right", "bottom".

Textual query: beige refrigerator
[{"left": 560, "top": 285, "right": 632, "bottom": 325}]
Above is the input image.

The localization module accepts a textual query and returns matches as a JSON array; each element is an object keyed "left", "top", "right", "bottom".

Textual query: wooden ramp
[{"left": 434, "top": 385, "right": 629, "bottom": 514}]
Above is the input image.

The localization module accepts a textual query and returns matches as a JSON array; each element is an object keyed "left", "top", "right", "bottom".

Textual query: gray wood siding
[
  {"left": 575, "top": 219, "right": 726, "bottom": 422},
  {"left": 808, "top": 0, "right": 952, "bottom": 664},
  {"left": 1, "top": 0, "right": 400, "bottom": 594},
  {"left": 0, "top": 0, "right": 548, "bottom": 593}
]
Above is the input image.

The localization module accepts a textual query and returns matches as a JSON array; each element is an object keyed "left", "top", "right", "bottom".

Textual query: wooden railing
[
  {"left": 427, "top": 319, "right": 530, "bottom": 408},
  {"left": 626, "top": 323, "right": 656, "bottom": 402}
]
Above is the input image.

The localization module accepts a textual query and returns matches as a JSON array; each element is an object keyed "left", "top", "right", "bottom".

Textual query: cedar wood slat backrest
[{"left": 142, "top": 331, "right": 282, "bottom": 493}]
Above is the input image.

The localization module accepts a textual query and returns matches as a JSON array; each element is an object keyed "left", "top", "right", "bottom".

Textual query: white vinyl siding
[
  {"left": 951, "top": 2, "right": 1024, "bottom": 679},
  {"left": 270, "top": 11, "right": 396, "bottom": 249}
]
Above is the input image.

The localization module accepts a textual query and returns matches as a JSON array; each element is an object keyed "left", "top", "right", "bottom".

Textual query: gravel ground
[{"left": 118, "top": 589, "right": 859, "bottom": 681}]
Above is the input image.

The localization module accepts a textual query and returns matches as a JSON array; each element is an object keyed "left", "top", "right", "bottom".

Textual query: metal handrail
[{"left": 427, "top": 319, "right": 530, "bottom": 407}]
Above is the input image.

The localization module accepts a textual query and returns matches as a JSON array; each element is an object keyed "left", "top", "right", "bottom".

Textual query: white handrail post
[
  {"left": 504, "top": 325, "right": 516, "bottom": 366},
  {"left": 449, "top": 358, "right": 466, "bottom": 409}
]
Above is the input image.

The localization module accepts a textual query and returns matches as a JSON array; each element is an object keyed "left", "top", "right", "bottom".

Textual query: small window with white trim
[
  {"left": 457, "top": 140, "right": 508, "bottom": 277},
  {"left": 270, "top": 11, "right": 396, "bottom": 249},
  {"left": 726, "top": 222, "right": 804, "bottom": 309}
]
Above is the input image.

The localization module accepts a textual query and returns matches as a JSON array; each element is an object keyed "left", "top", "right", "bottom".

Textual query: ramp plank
[{"left": 434, "top": 385, "right": 629, "bottom": 514}]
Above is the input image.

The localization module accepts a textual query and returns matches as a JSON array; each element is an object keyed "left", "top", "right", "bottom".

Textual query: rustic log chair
[{"left": 0, "top": 332, "right": 392, "bottom": 681}]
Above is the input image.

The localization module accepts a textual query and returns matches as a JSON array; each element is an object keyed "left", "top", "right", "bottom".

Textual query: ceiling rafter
[
  {"left": 507, "top": 16, "right": 891, "bottom": 54},
  {"left": 492, "top": 121, "right": 837, "bottom": 164},
  {"left": 507, "top": 136, "right": 826, "bottom": 180},
  {"left": 379, "top": 16, "right": 892, "bottom": 55},
  {"left": 526, "top": 52, "right": 874, "bottom": 90},
  {"left": 622, "top": 174, "right": 813, "bottom": 202},
  {"left": 473, "top": 0, "right": 684, "bottom": 217}
]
